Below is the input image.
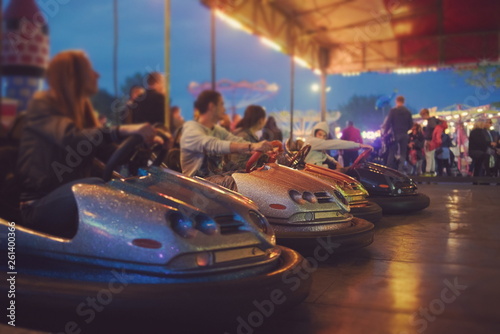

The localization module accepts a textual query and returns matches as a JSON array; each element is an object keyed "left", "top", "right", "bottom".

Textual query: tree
[
  {"left": 337, "top": 94, "right": 385, "bottom": 131},
  {"left": 458, "top": 65, "right": 500, "bottom": 90},
  {"left": 91, "top": 89, "right": 124, "bottom": 125},
  {"left": 120, "top": 72, "right": 148, "bottom": 96}
]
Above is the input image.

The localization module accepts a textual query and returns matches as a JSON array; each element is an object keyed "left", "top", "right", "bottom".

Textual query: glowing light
[
  {"left": 477, "top": 108, "right": 483, "bottom": 112},
  {"left": 311, "top": 83, "right": 331, "bottom": 93},
  {"left": 393, "top": 22, "right": 412, "bottom": 35},
  {"left": 294, "top": 57, "right": 309, "bottom": 68},
  {"left": 446, "top": 116, "right": 452, "bottom": 120},
  {"left": 461, "top": 112, "right": 468, "bottom": 116},
  {"left": 488, "top": 114, "right": 493, "bottom": 118},
  {"left": 471, "top": 118, "right": 475, "bottom": 122},
  {"left": 260, "top": 36, "right": 281, "bottom": 51},
  {"left": 422, "top": 120, "right": 428, "bottom": 126},
  {"left": 215, "top": 10, "right": 252, "bottom": 34},
  {"left": 313, "top": 68, "right": 321, "bottom": 75},
  {"left": 453, "top": 114, "right": 460, "bottom": 119},
  {"left": 341, "top": 72, "right": 360, "bottom": 77},
  {"left": 393, "top": 66, "right": 439, "bottom": 75},
  {"left": 450, "top": 122, "right": 455, "bottom": 126},
  {"left": 361, "top": 130, "right": 381, "bottom": 140}
]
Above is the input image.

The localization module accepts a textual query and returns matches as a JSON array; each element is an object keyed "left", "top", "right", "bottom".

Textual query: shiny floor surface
[{"left": 1, "top": 183, "right": 499, "bottom": 334}]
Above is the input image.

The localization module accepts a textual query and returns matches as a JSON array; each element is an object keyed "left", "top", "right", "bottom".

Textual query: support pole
[
  {"left": 164, "top": 0, "right": 171, "bottom": 131},
  {"left": 113, "top": 0, "right": 118, "bottom": 99},
  {"left": 210, "top": 5, "right": 216, "bottom": 90},
  {"left": 320, "top": 71, "right": 327, "bottom": 121},
  {"left": 0, "top": 0, "right": 3, "bottom": 120},
  {"left": 290, "top": 55, "right": 295, "bottom": 141}
]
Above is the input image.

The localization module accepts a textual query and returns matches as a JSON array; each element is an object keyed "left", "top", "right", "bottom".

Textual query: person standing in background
[
  {"left": 132, "top": 72, "right": 166, "bottom": 126},
  {"left": 261, "top": 116, "right": 283, "bottom": 142},
  {"left": 419, "top": 108, "right": 440, "bottom": 176},
  {"left": 382, "top": 96, "right": 413, "bottom": 172},
  {"left": 123, "top": 85, "right": 145, "bottom": 124},
  {"left": 341, "top": 120, "right": 363, "bottom": 166},
  {"left": 408, "top": 123, "right": 425, "bottom": 176}
]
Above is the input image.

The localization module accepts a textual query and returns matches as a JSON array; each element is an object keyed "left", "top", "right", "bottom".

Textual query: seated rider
[
  {"left": 180, "top": 90, "right": 273, "bottom": 190},
  {"left": 304, "top": 121, "right": 372, "bottom": 168},
  {"left": 17, "top": 50, "right": 158, "bottom": 237},
  {"left": 229, "top": 105, "right": 267, "bottom": 170}
]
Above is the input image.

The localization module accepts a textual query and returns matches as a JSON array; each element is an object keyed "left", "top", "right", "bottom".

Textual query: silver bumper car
[
  {"left": 0, "top": 136, "right": 310, "bottom": 332},
  {"left": 230, "top": 143, "right": 375, "bottom": 252}
]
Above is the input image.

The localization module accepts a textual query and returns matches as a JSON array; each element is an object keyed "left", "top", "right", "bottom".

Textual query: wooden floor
[{"left": 1, "top": 183, "right": 499, "bottom": 334}]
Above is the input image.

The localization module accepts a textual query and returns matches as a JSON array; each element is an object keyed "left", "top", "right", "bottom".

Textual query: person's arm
[
  {"left": 216, "top": 125, "right": 273, "bottom": 153},
  {"left": 382, "top": 110, "right": 393, "bottom": 133},
  {"left": 306, "top": 137, "right": 365, "bottom": 151},
  {"left": 229, "top": 141, "right": 273, "bottom": 153},
  {"left": 407, "top": 112, "right": 414, "bottom": 131},
  {"left": 182, "top": 122, "right": 273, "bottom": 155},
  {"left": 119, "top": 123, "right": 158, "bottom": 144}
]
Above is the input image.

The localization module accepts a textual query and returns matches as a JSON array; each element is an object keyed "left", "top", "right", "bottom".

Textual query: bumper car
[
  {"left": 342, "top": 148, "right": 430, "bottom": 214},
  {"left": 230, "top": 142, "right": 375, "bottom": 252},
  {"left": 0, "top": 136, "right": 310, "bottom": 332},
  {"left": 282, "top": 144, "right": 383, "bottom": 223}
]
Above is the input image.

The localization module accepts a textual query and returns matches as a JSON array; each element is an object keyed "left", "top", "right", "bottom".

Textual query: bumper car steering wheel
[
  {"left": 286, "top": 144, "right": 311, "bottom": 169},
  {"left": 246, "top": 140, "right": 283, "bottom": 173},
  {"left": 103, "top": 134, "right": 166, "bottom": 182},
  {"left": 348, "top": 147, "right": 372, "bottom": 171}
]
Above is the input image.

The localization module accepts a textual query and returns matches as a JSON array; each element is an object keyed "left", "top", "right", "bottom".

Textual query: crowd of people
[
  {"left": 377, "top": 100, "right": 499, "bottom": 177},
  {"left": 5, "top": 50, "right": 500, "bottom": 234}
]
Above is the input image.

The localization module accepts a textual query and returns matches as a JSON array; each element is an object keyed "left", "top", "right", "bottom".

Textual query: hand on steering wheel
[
  {"left": 102, "top": 128, "right": 168, "bottom": 182},
  {"left": 246, "top": 140, "right": 283, "bottom": 173},
  {"left": 287, "top": 144, "right": 311, "bottom": 169},
  {"left": 348, "top": 146, "right": 372, "bottom": 171}
]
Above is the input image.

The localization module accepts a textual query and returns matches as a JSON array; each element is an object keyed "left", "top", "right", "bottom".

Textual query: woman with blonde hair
[{"left": 17, "top": 50, "right": 156, "bottom": 237}]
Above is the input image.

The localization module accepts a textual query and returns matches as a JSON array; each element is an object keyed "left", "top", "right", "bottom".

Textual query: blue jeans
[{"left": 21, "top": 178, "right": 105, "bottom": 237}]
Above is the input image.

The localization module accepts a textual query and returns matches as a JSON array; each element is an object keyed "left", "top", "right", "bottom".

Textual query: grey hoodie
[{"left": 303, "top": 121, "right": 361, "bottom": 166}]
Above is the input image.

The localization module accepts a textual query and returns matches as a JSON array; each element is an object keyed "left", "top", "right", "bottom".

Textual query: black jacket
[
  {"left": 131, "top": 89, "right": 165, "bottom": 125},
  {"left": 468, "top": 128, "right": 490, "bottom": 153},
  {"left": 383, "top": 106, "right": 413, "bottom": 136},
  {"left": 17, "top": 95, "right": 120, "bottom": 201}
]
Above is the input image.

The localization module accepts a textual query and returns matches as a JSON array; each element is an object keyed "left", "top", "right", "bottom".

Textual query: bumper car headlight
[
  {"left": 168, "top": 211, "right": 197, "bottom": 238},
  {"left": 195, "top": 214, "right": 219, "bottom": 235},
  {"left": 302, "top": 191, "right": 318, "bottom": 203},
  {"left": 289, "top": 190, "right": 306, "bottom": 205},
  {"left": 249, "top": 210, "right": 273, "bottom": 236}
]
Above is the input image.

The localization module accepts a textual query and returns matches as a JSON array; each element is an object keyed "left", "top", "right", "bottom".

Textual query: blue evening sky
[{"left": 6, "top": 0, "right": 500, "bottom": 122}]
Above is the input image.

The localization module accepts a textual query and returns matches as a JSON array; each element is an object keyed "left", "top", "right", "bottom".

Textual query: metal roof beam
[{"left": 292, "top": 0, "right": 354, "bottom": 17}]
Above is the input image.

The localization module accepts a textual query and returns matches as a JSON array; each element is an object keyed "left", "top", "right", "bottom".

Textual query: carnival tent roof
[{"left": 201, "top": 0, "right": 500, "bottom": 75}]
